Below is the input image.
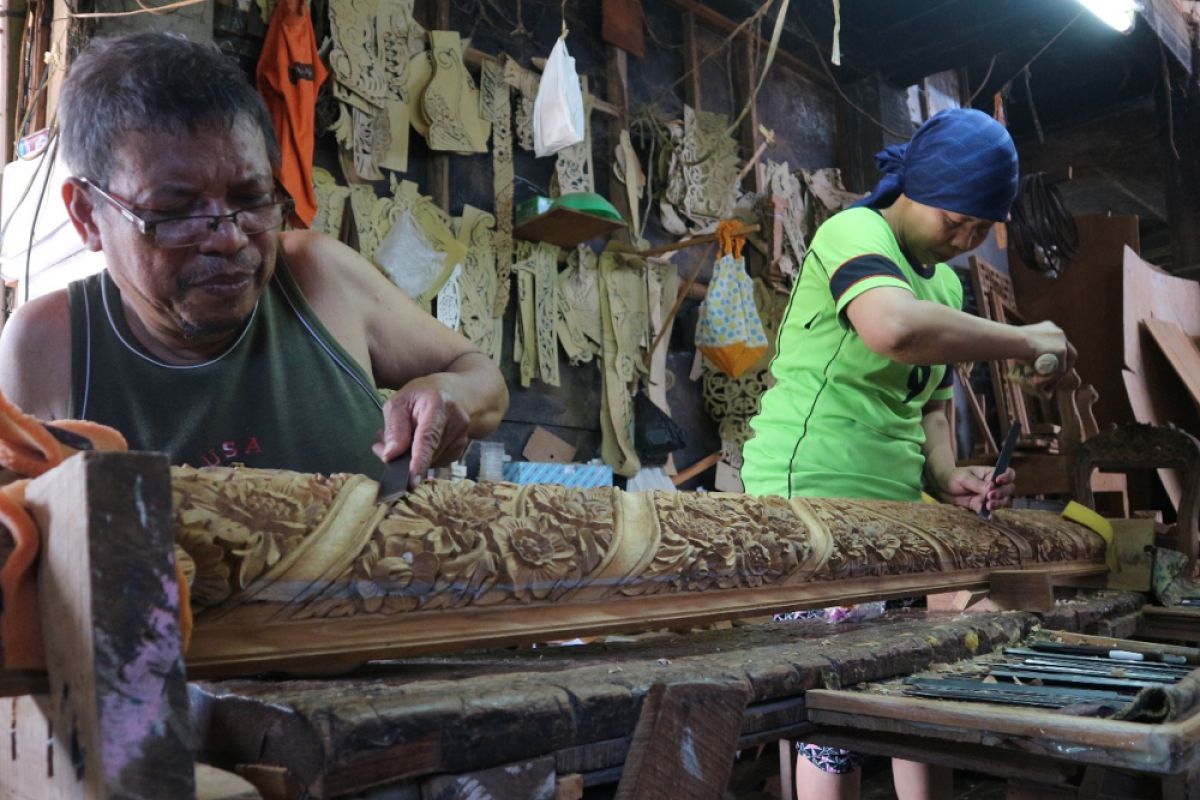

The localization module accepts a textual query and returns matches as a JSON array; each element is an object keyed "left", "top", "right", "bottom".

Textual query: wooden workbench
[{"left": 189, "top": 592, "right": 1144, "bottom": 798}]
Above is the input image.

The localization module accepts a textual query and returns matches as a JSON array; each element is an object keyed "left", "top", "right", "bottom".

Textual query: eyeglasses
[{"left": 78, "top": 177, "right": 294, "bottom": 248}]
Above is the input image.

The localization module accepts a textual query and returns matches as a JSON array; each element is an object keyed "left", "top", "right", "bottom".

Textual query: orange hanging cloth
[
  {"left": 256, "top": 0, "right": 329, "bottom": 228},
  {"left": 0, "top": 390, "right": 193, "bottom": 669}
]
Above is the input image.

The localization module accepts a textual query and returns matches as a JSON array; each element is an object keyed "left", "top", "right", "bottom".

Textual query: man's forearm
[{"left": 441, "top": 351, "right": 508, "bottom": 437}]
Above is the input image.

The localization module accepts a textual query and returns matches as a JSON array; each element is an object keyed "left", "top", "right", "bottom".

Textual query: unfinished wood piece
[
  {"left": 988, "top": 569, "right": 1054, "bottom": 612},
  {"left": 1146, "top": 318, "right": 1200, "bottom": 412},
  {"left": 4, "top": 452, "right": 192, "bottom": 799},
  {"left": 1107, "top": 519, "right": 1156, "bottom": 592},
  {"left": 614, "top": 681, "right": 749, "bottom": 800}
]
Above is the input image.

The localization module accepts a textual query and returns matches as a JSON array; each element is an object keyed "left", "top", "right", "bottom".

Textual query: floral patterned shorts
[{"left": 796, "top": 742, "right": 864, "bottom": 774}]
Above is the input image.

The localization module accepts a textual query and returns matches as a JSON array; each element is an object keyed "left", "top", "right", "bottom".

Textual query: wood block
[
  {"left": 17, "top": 452, "right": 193, "bottom": 799},
  {"left": 197, "top": 763, "right": 263, "bottom": 799},
  {"left": 421, "top": 756, "right": 556, "bottom": 800},
  {"left": 989, "top": 570, "right": 1054, "bottom": 612},
  {"left": 1107, "top": 518, "right": 1156, "bottom": 591},
  {"left": 927, "top": 589, "right": 989, "bottom": 612},
  {"left": 614, "top": 681, "right": 749, "bottom": 800}
]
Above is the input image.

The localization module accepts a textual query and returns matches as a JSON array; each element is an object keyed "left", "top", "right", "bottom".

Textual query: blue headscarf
[{"left": 852, "top": 108, "right": 1019, "bottom": 222}]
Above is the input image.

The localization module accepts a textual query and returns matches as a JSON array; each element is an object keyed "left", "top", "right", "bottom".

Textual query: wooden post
[
  {"left": 681, "top": 11, "right": 702, "bottom": 112},
  {"left": 3, "top": 451, "right": 193, "bottom": 799},
  {"left": 1156, "top": 40, "right": 1200, "bottom": 274},
  {"left": 606, "top": 44, "right": 633, "bottom": 245},
  {"left": 731, "top": 29, "right": 764, "bottom": 194},
  {"left": 423, "top": 0, "right": 452, "bottom": 211},
  {"left": 614, "top": 681, "right": 750, "bottom": 800}
]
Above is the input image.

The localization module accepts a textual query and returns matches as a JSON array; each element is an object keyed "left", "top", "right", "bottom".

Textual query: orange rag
[{"left": 0, "top": 391, "right": 192, "bottom": 668}]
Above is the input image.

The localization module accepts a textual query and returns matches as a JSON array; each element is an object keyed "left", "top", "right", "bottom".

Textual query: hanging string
[
  {"left": 560, "top": 0, "right": 568, "bottom": 38},
  {"left": 830, "top": 0, "right": 842, "bottom": 66}
]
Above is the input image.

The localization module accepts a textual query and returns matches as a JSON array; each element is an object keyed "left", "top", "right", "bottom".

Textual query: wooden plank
[
  {"left": 1140, "top": 606, "right": 1200, "bottom": 647},
  {"left": 731, "top": 29, "right": 765, "bottom": 193},
  {"left": 13, "top": 452, "right": 192, "bottom": 798},
  {"left": 1011, "top": 214, "right": 1141, "bottom": 429},
  {"left": 614, "top": 681, "right": 748, "bottom": 800},
  {"left": 804, "top": 728, "right": 1081, "bottom": 786},
  {"left": 1140, "top": 0, "right": 1192, "bottom": 74},
  {"left": 1146, "top": 319, "right": 1200, "bottom": 411},
  {"left": 681, "top": 11, "right": 702, "bottom": 111},
  {"left": 806, "top": 688, "right": 1200, "bottom": 774},
  {"left": 659, "top": 0, "right": 829, "bottom": 88},
  {"left": 1107, "top": 518, "right": 1156, "bottom": 592}
]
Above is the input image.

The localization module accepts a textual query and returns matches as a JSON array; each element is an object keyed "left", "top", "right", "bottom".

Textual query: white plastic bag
[
  {"left": 533, "top": 37, "right": 585, "bottom": 157},
  {"left": 374, "top": 210, "right": 448, "bottom": 301}
]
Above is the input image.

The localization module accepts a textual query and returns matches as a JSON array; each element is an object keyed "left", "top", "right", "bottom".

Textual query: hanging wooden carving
[
  {"left": 599, "top": 246, "right": 649, "bottom": 477},
  {"left": 502, "top": 57, "right": 539, "bottom": 153},
  {"left": 483, "top": 59, "right": 515, "bottom": 317},
  {"left": 311, "top": 168, "right": 351, "bottom": 240},
  {"left": 422, "top": 31, "right": 491, "bottom": 153},
  {"left": 557, "top": 245, "right": 602, "bottom": 366},
  {"left": 663, "top": 106, "right": 741, "bottom": 229},
  {"left": 454, "top": 206, "right": 503, "bottom": 362},
  {"left": 512, "top": 242, "right": 560, "bottom": 388}
]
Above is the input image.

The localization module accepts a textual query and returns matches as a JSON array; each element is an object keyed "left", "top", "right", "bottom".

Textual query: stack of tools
[{"left": 902, "top": 640, "right": 1196, "bottom": 718}]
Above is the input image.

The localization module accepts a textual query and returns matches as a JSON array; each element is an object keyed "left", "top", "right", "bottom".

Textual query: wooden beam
[
  {"left": 731, "top": 29, "right": 765, "bottom": 193},
  {"left": 2, "top": 452, "right": 192, "bottom": 798},
  {"left": 660, "top": 0, "right": 828, "bottom": 88},
  {"left": 681, "top": 10, "right": 702, "bottom": 111},
  {"left": 1140, "top": 0, "right": 1192, "bottom": 74}
]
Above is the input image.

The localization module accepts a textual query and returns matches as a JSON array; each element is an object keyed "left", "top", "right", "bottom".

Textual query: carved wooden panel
[{"left": 163, "top": 463, "right": 1110, "bottom": 675}]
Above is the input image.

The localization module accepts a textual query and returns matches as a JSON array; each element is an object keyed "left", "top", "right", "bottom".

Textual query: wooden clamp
[{"left": 2, "top": 451, "right": 192, "bottom": 799}]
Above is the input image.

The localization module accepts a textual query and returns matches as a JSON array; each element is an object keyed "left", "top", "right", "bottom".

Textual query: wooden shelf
[{"left": 512, "top": 206, "right": 626, "bottom": 249}]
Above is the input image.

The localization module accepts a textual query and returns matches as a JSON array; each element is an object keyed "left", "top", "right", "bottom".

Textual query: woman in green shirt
[{"left": 745, "top": 108, "right": 1076, "bottom": 799}]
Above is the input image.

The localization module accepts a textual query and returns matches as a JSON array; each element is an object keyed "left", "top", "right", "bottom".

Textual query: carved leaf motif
[{"left": 172, "top": 466, "right": 344, "bottom": 606}]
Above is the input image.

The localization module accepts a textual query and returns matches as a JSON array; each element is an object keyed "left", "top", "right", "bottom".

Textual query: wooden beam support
[
  {"left": 731, "top": 29, "right": 765, "bottom": 193},
  {"left": 614, "top": 681, "right": 749, "bottom": 800},
  {"left": 660, "top": 0, "right": 828, "bottom": 88},
  {"left": 1, "top": 452, "right": 192, "bottom": 799},
  {"left": 681, "top": 10, "right": 703, "bottom": 111}
]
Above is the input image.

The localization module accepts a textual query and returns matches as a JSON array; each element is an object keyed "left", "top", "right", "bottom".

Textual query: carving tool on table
[
  {"left": 980, "top": 422, "right": 1021, "bottom": 519},
  {"left": 375, "top": 453, "right": 412, "bottom": 504}
]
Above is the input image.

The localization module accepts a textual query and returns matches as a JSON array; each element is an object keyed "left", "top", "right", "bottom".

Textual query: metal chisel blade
[{"left": 375, "top": 454, "right": 412, "bottom": 504}]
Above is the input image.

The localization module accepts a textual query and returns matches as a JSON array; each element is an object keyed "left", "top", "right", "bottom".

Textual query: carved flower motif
[{"left": 491, "top": 516, "right": 577, "bottom": 601}]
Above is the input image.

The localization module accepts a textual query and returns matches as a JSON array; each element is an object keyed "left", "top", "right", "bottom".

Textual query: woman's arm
[
  {"left": 846, "top": 286, "right": 1075, "bottom": 386},
  {"left": 921, "top": 399, "right": 1015, "bottom": 513}
]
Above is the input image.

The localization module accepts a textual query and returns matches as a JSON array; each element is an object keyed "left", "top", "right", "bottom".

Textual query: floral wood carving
[{"left": 171, "top": 468, "right": 1107, "bottom": 621}]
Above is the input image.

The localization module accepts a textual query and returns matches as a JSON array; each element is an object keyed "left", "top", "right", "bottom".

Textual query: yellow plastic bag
[{"left": 695, "top": 221, "right": 768, "bottom": 378}]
